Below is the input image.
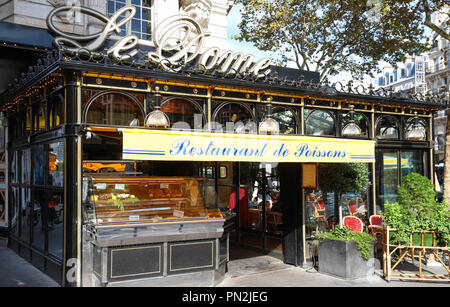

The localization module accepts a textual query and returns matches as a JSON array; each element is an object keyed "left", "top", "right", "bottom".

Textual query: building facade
[
  {"left": 373, "top": 6, "right": 450, "bottom": 189},
  {"left": 0, "top": 1, "right": 446, "bottom": 287}
]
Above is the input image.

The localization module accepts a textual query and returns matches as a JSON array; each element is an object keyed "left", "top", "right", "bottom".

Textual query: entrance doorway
[
  {"left": 231, "top": 162, "right": 283, "bottom": 256},
  {"left": 209, "top": 162, "right": 304, "bottom": 267}
]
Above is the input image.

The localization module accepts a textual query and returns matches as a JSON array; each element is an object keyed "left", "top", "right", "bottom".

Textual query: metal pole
[{"left": 262, "top": 167, "right": 267, "bottom": 251}]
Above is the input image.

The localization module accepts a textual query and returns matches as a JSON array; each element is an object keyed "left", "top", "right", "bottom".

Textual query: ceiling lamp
[
  {"left": 259, "top": 97, "right": 279, "bottom": 135},
  {"left": 341, "top": 104, "right": 361, "bottom": 137},
  {"left": 144, "top": 87, "right": 170, "bottom": 128},
  {"left": 406, "top": 112, "right": 426, "bottom": 141}
]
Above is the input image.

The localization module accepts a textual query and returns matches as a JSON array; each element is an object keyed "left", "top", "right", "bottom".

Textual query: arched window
[
  {"left": 213, "top": 102, "right": 255, "bottom": 133},
  {"left": 376, "top": 116, "right": 399, "bottom": 139},
  {"left": 272, "top": 107, "right": 297, "bottom": 134},
  {"left": 305, "top": 109, "right": 335, "bottom": 136},
  {"left": 160, "top": 98, "right": 205, "bottom": 130},
  {"left": 84, "top": 91, "right": 145, "bottom": 126},
  {"left": 405, "top": 116, "right": 427, "bottom": 140},
  {"left": 341, "top": 112, "right": 370, "bottom": 137}
]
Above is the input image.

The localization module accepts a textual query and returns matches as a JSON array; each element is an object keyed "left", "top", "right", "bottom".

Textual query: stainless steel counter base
[
  {"left": 81, "top": 219, "right": 228, "bottom": 287},
  {"left": 89, "top": 263, "right": 227, "bottom": 287}
]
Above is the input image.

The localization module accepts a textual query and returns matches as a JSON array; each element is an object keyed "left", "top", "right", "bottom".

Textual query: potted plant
[{"left": 316, "top": 226, "right": 375, "bottom": 279}]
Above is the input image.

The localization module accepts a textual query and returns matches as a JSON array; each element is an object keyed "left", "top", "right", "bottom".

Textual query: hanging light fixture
[
  {"left": 341, "top": 104, "right": 361, "bottom": 137},
  {"left": 406, "top": 111, "right": 426, "bottom": 141},
  {"left": 144, "top": 87, "right": 170, "bottom": 128},
  {"left": 259, "top": 97, "right": 279, "bottom": 135}
]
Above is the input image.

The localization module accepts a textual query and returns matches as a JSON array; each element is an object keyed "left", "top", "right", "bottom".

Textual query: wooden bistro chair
[
  {"left": 314, "top": 200, "right": 327, "bottom": 232},
  {"left": 368, "top": 215, "right": 384, "bottom": 253},
  {"left": 267, "top": 211, "right": 283, "bottom": 235},
  {"left": 343, "top": 216, "right": 364, "bottom": 233}
]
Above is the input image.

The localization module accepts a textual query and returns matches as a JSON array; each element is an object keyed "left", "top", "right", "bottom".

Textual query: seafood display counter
[{"left": 81, "top": 176, "right": 226, "bottom": 287}]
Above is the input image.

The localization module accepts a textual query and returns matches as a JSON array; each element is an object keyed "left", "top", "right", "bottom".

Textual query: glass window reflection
[
  {"left": 401, "top": 151, "right": 424, "bottom": 178},
  {"left": 10, "top": 187, "right": 19, "bottom": 236},
  {"left": 376, "top": 116, "right": 399, "bottom": 139},
  {"left": 32, "top": 189, "right": 46, "bottom": 251},
  {"left": 48, "top": 142, "right": 64, "bottom": 187},
  {"left": 32, "top": 145, "right": 45, "bottom": 185},
  {"left": 85, "top": 92, "right": 145, "bottom": 126},
  {"left": 160, "top": 98, "right": 204, "bottom": 130},
  {"left": 214, "top": 103, "right": 255, "bottom": 133},
  {"left": 21, "top": 188, "right": 31, "bottom": 243},
  {"left": 48, "top": 192, "right": 63, "bottom": 260},
  {"left": 382, "top": 152, "right": 399, "bottom": 204},
  {"left": 305, "top": 109, "right": 335, "bottom": 136},
  {"left": 22, "top": 149, "right": 31, "bottom": 185},
  {"left": 272, "top": 107, "right": 296, "bottom": 134}
]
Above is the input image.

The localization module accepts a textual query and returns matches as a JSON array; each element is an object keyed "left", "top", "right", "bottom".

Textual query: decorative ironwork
[{"left": 1, "top": 47, "right": 448, "bottom": 110}]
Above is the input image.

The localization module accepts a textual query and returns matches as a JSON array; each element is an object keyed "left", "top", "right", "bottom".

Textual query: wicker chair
[{"left": 343, "top": 216, "right": 364, "bottom": 232}]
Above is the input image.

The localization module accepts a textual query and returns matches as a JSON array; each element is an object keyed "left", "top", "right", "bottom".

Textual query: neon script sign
[{"left": 46, "top": 5, "right": 272, "bottom": 78}]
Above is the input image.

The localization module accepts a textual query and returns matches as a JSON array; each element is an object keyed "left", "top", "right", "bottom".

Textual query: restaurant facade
[{"left": 0, "top": 3, "right": 446, "bottom": 287}]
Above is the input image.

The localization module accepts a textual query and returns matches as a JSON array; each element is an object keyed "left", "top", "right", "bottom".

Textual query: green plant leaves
[
  {"left": 382, "top": 173, "right": 450, "bottom": 246},
  {"left": 317, "top": 226, "right": 375, "bottom": 260}
]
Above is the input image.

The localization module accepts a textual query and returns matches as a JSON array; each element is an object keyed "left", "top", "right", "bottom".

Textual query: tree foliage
[
  {"left": 377, "top": 0, "right": 449, "bottom": 41},
  {"left": 318, "top": 163, "right": 370, "bottom": 224},
  {"left": 233, "top": 0, "right": 445, "bottom": 81},
  {"left": 318, "top": 163, "right": 370, "bottom": 194}
]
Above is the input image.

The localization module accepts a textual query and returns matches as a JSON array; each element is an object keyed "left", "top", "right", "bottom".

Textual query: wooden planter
[
  {"left": 318, "top": 239, "right": 374, "bottom": 279},
  {"left": 382, "top": 227, "right": 450, "bottom": 282}
]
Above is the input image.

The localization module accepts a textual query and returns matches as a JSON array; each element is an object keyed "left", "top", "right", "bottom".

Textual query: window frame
[{"left": 107, "top": 0, "right": 154, "bottom": 41}]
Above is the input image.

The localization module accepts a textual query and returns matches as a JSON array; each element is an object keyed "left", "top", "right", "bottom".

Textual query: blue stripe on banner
[
  {"left": 123, "top": 152, "right": 166, "bottom": 156},
  {"left": 351, "top": 157, "right": 375, "bottom": 158},
  {"left": 351, "top": 155, "right": 374, "bottom": 157},
  {"left": 123, "top": 149, "right": 165, "bottom": 153}
]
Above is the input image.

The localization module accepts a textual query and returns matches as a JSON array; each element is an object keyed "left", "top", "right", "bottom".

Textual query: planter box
[{"left": 318, "top": 239, "right": 374, "bottom": 279}]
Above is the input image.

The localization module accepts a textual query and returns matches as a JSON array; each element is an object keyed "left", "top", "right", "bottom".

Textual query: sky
[{"left": 225, "top": 3, "right": 378, "bottom": 87}]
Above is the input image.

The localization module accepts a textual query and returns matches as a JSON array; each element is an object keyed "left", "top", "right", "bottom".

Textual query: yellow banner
[{"left": 122, "top": 129, "right": 375, "bottom": 163}]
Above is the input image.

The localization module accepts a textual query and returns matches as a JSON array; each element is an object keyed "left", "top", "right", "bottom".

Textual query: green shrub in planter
[
  {"left": 316, "top": 226, "right": 374, "bottom": 260},
  {"left": 382, "top": 173, "right": 450, "bottom": 246}
]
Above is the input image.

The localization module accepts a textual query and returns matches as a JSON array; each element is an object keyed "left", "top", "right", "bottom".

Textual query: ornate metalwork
[{"left": 1, "top": 49, "right": 448, "bottom": 110}]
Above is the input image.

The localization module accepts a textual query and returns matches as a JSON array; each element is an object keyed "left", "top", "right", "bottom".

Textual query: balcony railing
[{"left": 426, "top": 63, "right": 450, "bottom": 74}]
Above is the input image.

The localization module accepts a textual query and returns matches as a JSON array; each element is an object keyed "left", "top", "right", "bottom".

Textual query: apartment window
[{"left": 107, "top": 0, "right": 153, "bottom": 40}]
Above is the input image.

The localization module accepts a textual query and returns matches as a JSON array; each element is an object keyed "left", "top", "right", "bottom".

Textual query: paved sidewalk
[
  {"left": 217, "top": 245, "right": 450, "bottom": 287},
  {"left": 0, "top": 240, "right": 448, "bottom": 287},
  {"left": 0, "top": 246, "right": 59, "bottom": 287}
]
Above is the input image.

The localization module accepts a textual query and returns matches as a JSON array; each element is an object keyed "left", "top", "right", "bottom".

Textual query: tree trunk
[
  {"left": 443, "top": 112, "right": 450, "bottom": 203},
  {"left": 334, "top": 192, "right": 343, "bottom": 227}
]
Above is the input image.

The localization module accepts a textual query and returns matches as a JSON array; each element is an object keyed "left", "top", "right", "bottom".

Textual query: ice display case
[{"left": 81, "top": 176, "right": 227, "bottom": 287}]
